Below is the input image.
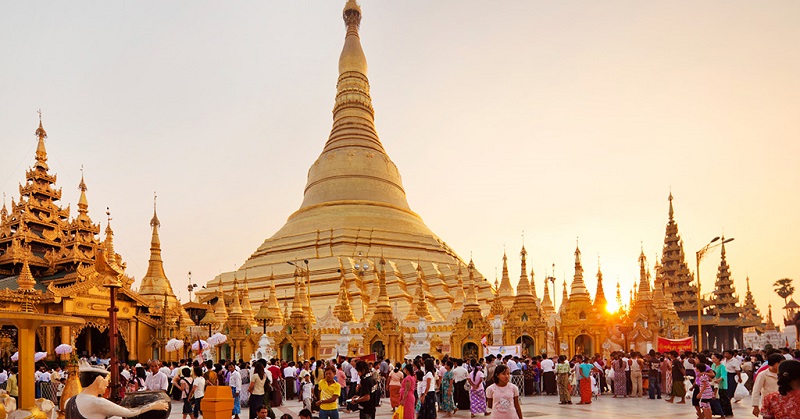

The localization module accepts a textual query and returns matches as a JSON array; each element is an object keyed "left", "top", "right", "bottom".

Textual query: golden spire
[
  {"left": 449, "top": 263, "right": 466, "bottom": 315},
  {"left": 530, "top": 268, "right": 538, "bottom": 300},
  {"left": 616, "top": 281, "right": 623, "bottom": 311},
  {"left": 254, "top": 290, "right": 271, "bottom": 328},
  {"left": 408, "top": 263, "right": 432, "bottom": 320},
  {"left": 34, "top": 110, "right": 49, "bottom": 171},
  {"left": 497, "top": 250, "right": 515, "bottom": 298},
  {"left": 466, "top": 259, "right": 479, "bottom": 306},
  {"left": 561, "top": 278, "right": 569, "bottom": 308},
  {"left": 668, "top": 191, "right": 674, "bottom": 221},
  {"left": 541, "top": 267, "right": 554, "bottom": 313},
  {"left": 1, "top": 193, "right": 7, "bottom": 222},
  {"left": 241, "top": 274, "right": 256, "bottom": 325},
  {"left": 594, "top": 259, "right": 607, "bottom": 309},
  {"left": 16, "top": 247, "right": 37, "bottom": 293},
  {"left": 77, "top": 166, "right": 89, "bottom": 216},
  {"left": 569, "top": 242, "right": 590, "bottom": 298},
  {"left": 291, "top": 271, "right": 303, "bottom": 315},
  {"left": 104, "top": 208, "right": 116, "bottom": 260},
  {"left": 515, "top": 245, "right": 532, "bottom": 296},
  {"left": 229, "top": 277, "right": 243, "bottom": 316},
  {"left": 766, "top": 303, "right": 776, "bottom": 331},
  {"left": 266, "top": 271, "right": 284, "bottom": 324},
  {"left": 333, "top": 262, "right": 355, "bottom": 323},
  {"left": 139, "top": 193, "right": 177, "bottom": 298},
  {"left": 636, "top": 247, "right": 652, "bottom": 301},
  {"left": 376, "top": 253, "right": 390, "bottom": 309},
  {"left": 214, "top": 279, "right": 228, "bottom": 323}
]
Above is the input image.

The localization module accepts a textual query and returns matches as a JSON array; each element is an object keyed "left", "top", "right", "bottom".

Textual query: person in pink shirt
[
  {"left": 485, "top": 365, "right": 523, "bottom": 419},
  {"left": 335, "top": 364, "right": 347, "bottom": 407}
]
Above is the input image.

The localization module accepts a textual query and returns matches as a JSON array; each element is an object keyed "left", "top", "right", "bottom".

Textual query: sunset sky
[{"left": 1, "top": 1, "right": 798, "bottom": 320}]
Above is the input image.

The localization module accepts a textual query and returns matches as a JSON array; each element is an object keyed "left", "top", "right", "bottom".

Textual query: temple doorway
[
  {"left": 281, "top": 342, "right": 294, "bottom": 361},
  {"left": 574, "top": 334, "right": 593, "bottom": 357},
  {"left": 76, "top": 327, "right": 129, "bottom": 361},
  {"left": 516, "top": 335, "right": 535, "bottom": 357},
  {"left": 371, "top": 340, "right": 385, "bottom": 359},
  {"left": 462, "top": 342, "right": 479, "bottom": 360}
]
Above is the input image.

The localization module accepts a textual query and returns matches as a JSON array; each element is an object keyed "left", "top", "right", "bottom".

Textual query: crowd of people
[{"left": 8, "top": 346, "right": 800, "bottom": 419}]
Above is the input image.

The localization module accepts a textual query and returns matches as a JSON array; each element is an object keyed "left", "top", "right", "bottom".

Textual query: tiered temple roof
[
  {"left": 707, "top": 238, "right": 743, "bottom": 319},
  {"left": 660, "top": 193, "right": 699, "bottom": 318},
  {"left": 741, "top": 277, "right": 763, "bottom": 326}
]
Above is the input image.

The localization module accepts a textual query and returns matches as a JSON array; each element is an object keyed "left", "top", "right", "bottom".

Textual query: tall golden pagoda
[
  {"left": 660, "top": 193, "right": 699, "bottom": 318},
  {"left": 137, "top": 196, "right": 192, "bottom": 327},
  {"left": 503, "top": 246, "right": 546, "bottom": 356},
  {"left": 198, "top": 0, "right": 493, "bottom": 338}
]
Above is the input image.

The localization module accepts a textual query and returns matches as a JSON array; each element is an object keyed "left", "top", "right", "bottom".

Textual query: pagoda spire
[
  {"left": 466, "top": 259, "right": 479, "bottom": 306},
  {"left": 540, "top": 273, "right": 554, "bottom": 315},
  {"left": 16, "top": 247, "right": 37, "bottom": 293},
  {"left": 139, "top": 193, "right": 177, "bottom": 299},
  {"left": 498, "top": 250, "right": 515, "bottom": 296},
  {"left": 407, "top": 263, "right": 432, "bottom": 321},
  {"left": 449, "top": 263, "right": 466, "bottom": 318},
  {"left": 241, "top": 274, "right": 256, "bottom": 326},
  {"left": 594, "top": 259, "right": 607, "bottom": 310},
  {"left": 765, "top": 304, "right": 776, "bottom": 331},
  {"left": 616, "top": 282, "right": 623, "bottom": 312},
  {"left": 742, "top": 277, "right": 762, "bottom": 321},
  {"left": 561, "top": 278, "right": 569, "bottom": 311},
  {"left": 710, "top": 236, "right": 743, "bottom": 319},
  {"left": 77, "top": 166, "right": 90, "bottom": 217},
  {"left": 333, "top": 261, "right": 355, "bottom": 323},
  {"left": 569, "top": 243, "right": 590, "bottom": 299},
  {"left": 266, "top": 271, "right": 284, "bottom": 323},
  {"left": 229, "top": 277, "right": 243, "bottom": 316},
  {"left": 530, "top": 268, "right": 538, "bottom": 300},
  {"left": 636, "top": 248, "right": 652, "bottom": 301},
  {"left": 214, "top": 279, "right": 228, "bottom": 324},
  {"left": 34, "top": 110, "right": 49, "bottom": 171},
  {"left": 291, "top": 272, "right": 303, "bottom": 315},
  {"left": 376, "top": 253, "right": 390, "bottom": 309},
  {"left": 660, "top": 192, "right": 698, "bottom": 318},
  {"left": 516, "top": 245, "right": 532, "bottom": 296}
]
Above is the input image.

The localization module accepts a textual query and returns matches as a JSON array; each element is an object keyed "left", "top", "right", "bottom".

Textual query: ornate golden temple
[{"left": 0, "top": 1, "right": 765, "bottom": 364}]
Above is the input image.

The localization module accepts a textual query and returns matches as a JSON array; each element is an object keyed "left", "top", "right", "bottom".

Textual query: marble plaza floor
[{"left": 167, "top": 393, "right": 753, "bottom": 419}]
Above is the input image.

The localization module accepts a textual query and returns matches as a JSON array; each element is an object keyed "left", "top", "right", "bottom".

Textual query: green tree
[{"left": 774, "top": 278, "right": 795, "bottom": 306}]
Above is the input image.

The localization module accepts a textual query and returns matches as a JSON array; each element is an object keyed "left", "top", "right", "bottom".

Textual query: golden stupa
[{"left": 198, "top": 0, "right": 493, "bottom": 321}]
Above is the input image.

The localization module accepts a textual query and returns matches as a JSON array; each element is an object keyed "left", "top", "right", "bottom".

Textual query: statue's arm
[{"left": 89, "top": 397, "right": 165, "bottom": 418}]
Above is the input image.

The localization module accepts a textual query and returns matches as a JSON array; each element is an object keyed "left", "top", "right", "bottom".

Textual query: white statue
[
  {"left": 341, "top": 322, "right": 351, "bottom": 335},
  {"left": 64, "top": 361, "right": 168, "bottom": 419}
]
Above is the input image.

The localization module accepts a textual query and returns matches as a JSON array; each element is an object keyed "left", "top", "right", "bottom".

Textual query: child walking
[
  {"left": 485, "top": 365, "right": 523, "bottom": 419},
  {"left": 301, "top": 373, "right": 313, "bottom": 411}
]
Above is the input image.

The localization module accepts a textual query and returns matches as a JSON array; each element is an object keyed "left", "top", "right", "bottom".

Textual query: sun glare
[{"left": 606, "top": 301, "right": 619, "bottom": 314}]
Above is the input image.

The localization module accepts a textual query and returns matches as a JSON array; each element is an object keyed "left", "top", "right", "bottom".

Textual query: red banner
[{"left": 657, "top": 337, "right": 693, "bottom": 352}]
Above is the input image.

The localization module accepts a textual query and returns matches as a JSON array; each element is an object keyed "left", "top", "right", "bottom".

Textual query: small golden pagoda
[
  {"left": 503, "top": 246, "right": 546, "bottom": 356},
  {"left": 362, "top": 255, "right": 402, "bottom": 360},
  {"left": 451, "top": 260, "right": 491, "bottom": 360},
  {"left": 559, "top": 244, "right": 608, "bottom": 357}
]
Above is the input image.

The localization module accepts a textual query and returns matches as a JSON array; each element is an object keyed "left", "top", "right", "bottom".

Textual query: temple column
[
  {"left": 60, "top": 327, "right": 71, "bottom": 360},
  {"left": 44, "top": 327, "right": 55, "bottom": 359},
  {"left": 128, "top": 321, "right": 138, "bottom": 361},
  {"left": 85, "top": 328, "right": 92, "bottom": 355}
]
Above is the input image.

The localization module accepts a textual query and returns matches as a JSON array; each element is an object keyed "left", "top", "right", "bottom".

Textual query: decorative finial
[{"left": 150, "top": 191, "right": 160, "bottom": 228}]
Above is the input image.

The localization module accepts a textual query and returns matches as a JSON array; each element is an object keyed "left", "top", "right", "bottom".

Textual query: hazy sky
[{"left": 1, "top": 1, "right": 798, "bottom": 319}]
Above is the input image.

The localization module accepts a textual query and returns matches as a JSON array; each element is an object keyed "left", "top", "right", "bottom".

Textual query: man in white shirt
[
  {"left": 723, "top": 350, "right": 742, "bottom": 400},
  {"left": 228, "top": 363, "right": 242, "bottom": 419},
  {"left": 507, "top": 357, "right": 519, "bottom": 375},
  {"left": 540, "top": 355, "right": 556, "bottom": 395},
  {"left": 145, "top": 361, "right": 169, "bottom": 391},
  {"left": 0, "top": 368, "right": 7, "bottom": 385}
]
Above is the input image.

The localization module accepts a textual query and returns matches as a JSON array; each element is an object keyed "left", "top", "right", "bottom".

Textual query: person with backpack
[{"left": 176, "top": 367, "right": 194, "bottom": 419}]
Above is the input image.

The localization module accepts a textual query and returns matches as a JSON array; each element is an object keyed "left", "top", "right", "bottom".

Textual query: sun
[{"left": 606, "top": 301, "right": 620, "bottom": 314}]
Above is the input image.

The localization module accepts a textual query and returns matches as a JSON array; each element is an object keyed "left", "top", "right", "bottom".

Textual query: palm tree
[{"left": 774, "top": 278, "right": 795, "bottom": 306}]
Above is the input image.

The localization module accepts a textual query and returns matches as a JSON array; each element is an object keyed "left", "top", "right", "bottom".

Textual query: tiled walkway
[{"left": 168, "top": 393, "right": 752, "bottom": 419}]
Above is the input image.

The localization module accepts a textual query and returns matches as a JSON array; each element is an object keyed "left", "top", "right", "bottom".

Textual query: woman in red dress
[{"left": 761, "top": 359, "right": 800, "bottom": 419}]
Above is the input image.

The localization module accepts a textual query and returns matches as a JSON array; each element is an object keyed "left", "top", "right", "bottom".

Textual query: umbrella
[
  {"left": 191, "top": 340, "right": 209, "bottom": 351},
  {"left": 208, "top": 333, "right": 227, "bottom": 346},
  {"left": 165, "top": 339, "right": 184, "bottom": 353},
  {"left": 35, "top": 352, "right": 48, "bottom": 362},
  {"left": 55, "top": 344, "right": 73, "bottom": 355},
  {"left": 10, "top": 352, "right": 18, "bottom": 362}
]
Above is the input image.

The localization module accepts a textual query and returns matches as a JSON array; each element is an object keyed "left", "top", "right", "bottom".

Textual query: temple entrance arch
[
  {"left": 281, "top": 341, "right": 294, "bottom": 361},
  {"left": 371, "top": 340, "right": 385, "bottom": 359},
  {"left": 574, "top": 334, "right": 593, "bottom": 357},
  {"left": 462, "top": 342, "right": 479, "bottom": 360},
  {"left": 76, "top": 326, "right": 128, "bottom": 361},
  {"left": 516, "top": 335, "right": 535, "bottom": 357}
]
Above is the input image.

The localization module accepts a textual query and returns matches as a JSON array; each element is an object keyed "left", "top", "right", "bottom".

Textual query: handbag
[{"left": 392, "top": 406, "right": 403, "bottom": 419}]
